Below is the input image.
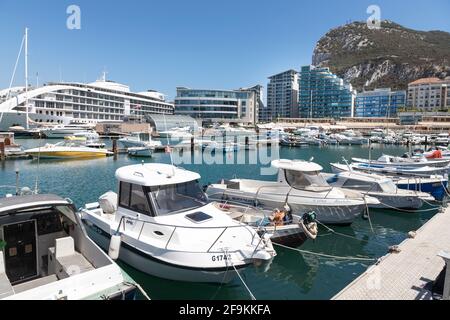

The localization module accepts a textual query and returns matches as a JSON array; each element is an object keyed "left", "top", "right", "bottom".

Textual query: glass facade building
[
  {"left": 298, "top": 65, "right": 356, "bottom": 119},
  {"left": 355, "top": 88, "right": 406, "bottom": 118},
  {"left": 174, "top": 87, "right": 259, "bottom": 124}
]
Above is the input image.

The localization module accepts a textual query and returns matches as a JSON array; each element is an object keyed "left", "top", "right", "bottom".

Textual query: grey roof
[
  {"left": 0, "top": 194, "right": 71, "bottom": 215},
  {"left": 145, "top": 114, "right": 199, "bottom": 132}
]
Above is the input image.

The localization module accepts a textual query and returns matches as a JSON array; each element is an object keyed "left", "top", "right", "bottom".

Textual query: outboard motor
[{"left": 300, "top": 211, "right": 318, "bottom": 240}]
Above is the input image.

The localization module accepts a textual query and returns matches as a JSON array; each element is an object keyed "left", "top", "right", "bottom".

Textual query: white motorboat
[
  {"left": 202, "top": 141, "right": 240, "bottom": 153},
  {"left": 0, "top": 194, "right": 141, "bottom": 300},
  {"left": 118, "top": 132, "right": 162, "bottom": 149},
  {"left": 322, "top": 171, "right": 434, "bottom": 210},
  {"left": 159, "top": 126, "right": 192, "bottom": 139},
  {"left": 79, "top": 163, "right": 276, "bottom": 283},
  {"left": 24, "top": 140, "right": 113, "bottom": 159},
  {"left": 41, "top": 124, "right": 97, "bottom": 139},
  {"left": 127, "top": 146, "right": 153, "bottom": 157},
  {"left": 331, "top": 162, "right": 449, "bottom": 176},
  {"left": 330, "top": 162, "right": 449, "bottom": 201},
  {"left": 0, "top": 132, "right": 24, "bottom": 157},
  {"left": 206, "top": 159, "right": 380, "bottom": 225},
  {"left": 352, "top": 154, "right": 450, "bottom": 168}
]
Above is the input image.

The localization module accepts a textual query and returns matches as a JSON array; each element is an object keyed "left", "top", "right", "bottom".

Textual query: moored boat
[
  {"left": 0, "top": 193, "right": 142, "bottom": 300},
  {"left": 79, "top": 163, "right": 276, "bottom": 283},
  {"left": 206, "top": 159, "right": 380, "bottom": 225},
  {"left": 24, "top": 141, "right": 112, "bottom": 159}
]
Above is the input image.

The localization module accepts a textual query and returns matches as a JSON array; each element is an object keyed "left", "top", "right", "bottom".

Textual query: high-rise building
[
  {"left": 407, "top": 77, "right": 450, "bottom": 111},
  {"left": 174, "top": 86, "right": 260, "bottom": 124},
  {"left": 298, "top": 65, "right": 356, "bottom": 119},
  {"left": 261, "top": 70, "right": 299, "bottom": 121},
  {"left": 355, "top": 88, "right": 406, "bottom": 117}
]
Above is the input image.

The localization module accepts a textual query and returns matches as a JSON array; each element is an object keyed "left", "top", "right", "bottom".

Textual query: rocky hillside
[{"left": 312, "top": 20, "right": 450, "bottom": 91}]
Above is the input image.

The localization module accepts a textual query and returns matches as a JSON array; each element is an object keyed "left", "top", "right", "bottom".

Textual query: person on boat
[
  {"left": 269, "top": 208, "right": 285, "bottom": 226},
  {"left": 426, "top": 147, "right": 442, "bottom": 159}
]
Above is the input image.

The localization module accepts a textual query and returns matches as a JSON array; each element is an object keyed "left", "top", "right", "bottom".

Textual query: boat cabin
[
  {"left": 271, "top": 159, "right": 332, "bottom": 191},
  {"left": 325, "top": 172, "right": 398, "bottom": 194},
  {"left": 0, "top": 194, "right": 124, "bottom": 299},
  {"left": 115, "top": 163, "right": 208, "bottom": 218}
]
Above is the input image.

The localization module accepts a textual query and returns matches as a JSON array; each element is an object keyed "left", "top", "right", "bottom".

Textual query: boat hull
[
  {"left": 27, "top": 151, "right": 110, "bottom": 159},
  {"left": 207, "top": 188, "right": 364, "bottom": 225},
  {"left": 366, "top": 193, "right": 424, "bottom": 210},
  {"left": 83, "top": 222, "right": 249, "bottom": 284},
  {"left": 397, "top": 180, "right": 448, "bottom": 201}
]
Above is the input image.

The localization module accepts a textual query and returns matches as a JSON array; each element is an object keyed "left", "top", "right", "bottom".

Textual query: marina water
[{"left": 0, "top": 140, "right": 438, "bottom": 299}]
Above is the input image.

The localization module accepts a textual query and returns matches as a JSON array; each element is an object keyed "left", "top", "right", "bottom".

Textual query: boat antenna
[
  {"left": 0, "top": 29, "right": 25, "bottom": 126},
  {"left": 341, "top": 157, "right": 352, "bottom": 172}
]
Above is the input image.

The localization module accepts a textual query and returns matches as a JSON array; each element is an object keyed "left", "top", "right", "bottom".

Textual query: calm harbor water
[{"left": 0, "top": 139, "right": 439, "bottom": 299}]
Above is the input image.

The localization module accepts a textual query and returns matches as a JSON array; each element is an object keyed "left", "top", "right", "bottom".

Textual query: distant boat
[
  {"left": 41, "top": 124, "right": 97, "bottom": 139},
  {"left": 118, "top": 132, "right": 161, "bottom": 149},
  {"left": 24, "top": 140, "right": 112, "bottom": 159},
  {"left": 127, "top": 146, "right": 153, "bottom": 157},
  {"left": 352, "top": 154, "right": 450, "bottom": 168}
]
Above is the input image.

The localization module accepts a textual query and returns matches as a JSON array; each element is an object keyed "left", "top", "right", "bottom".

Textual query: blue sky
[{"left": 1, "top": 0, "right": 449, "bottom": 100}]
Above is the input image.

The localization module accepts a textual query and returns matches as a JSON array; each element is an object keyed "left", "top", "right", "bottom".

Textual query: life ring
[{"left": 299, "top": 220, "right": 318, "bottom": 240}]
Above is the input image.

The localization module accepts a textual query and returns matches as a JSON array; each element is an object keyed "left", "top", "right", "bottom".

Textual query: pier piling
[
  {"left": 112, "top": 139, "right": 118, "bottom": 154},
  {"left": 191, "top": 137, "right": 194, "bottom": 152},
  {"left": 0, "top": 142, "right": 5, "bottom": 161}
]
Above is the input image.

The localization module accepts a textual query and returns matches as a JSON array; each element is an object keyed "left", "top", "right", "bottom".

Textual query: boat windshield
[
  {"left": 379, "top": 180, "right": 397, "bottom": 193},
  {"left": 148, "top": 180, "right": 208, "bottom": 215},
  {"left": 284, "top": 170, "right": 330, "bottom": 190}
]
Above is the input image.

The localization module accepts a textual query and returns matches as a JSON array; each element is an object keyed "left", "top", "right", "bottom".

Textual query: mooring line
[{"left": 272, "top": 242, "right": 376, "bottom": 262}]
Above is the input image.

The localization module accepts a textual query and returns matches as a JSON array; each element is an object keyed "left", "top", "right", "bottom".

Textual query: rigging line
[
  {"left": 0, "top": 34, "right": 25, "bottom": 125},
  {"left": 363, "top": 196, "right": 374, "bottom": 234},
  {"left": 224, "top": 248, "right": 256, "bottom": 301},
  {"left": 231, "top": 263, "right": 256, "bottom": 301},
  {"left": 272, "top": 242, "right": 377, "bottom": 262}
]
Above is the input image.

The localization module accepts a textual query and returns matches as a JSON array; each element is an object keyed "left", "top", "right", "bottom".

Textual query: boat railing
[{"left": 114, "top": 212, "right": 257, "bottom": 252}]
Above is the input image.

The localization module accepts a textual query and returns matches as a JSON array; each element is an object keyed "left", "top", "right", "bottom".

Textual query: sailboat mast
[{"left": 24, "top": 27, "right": 29, "bottom": 130}]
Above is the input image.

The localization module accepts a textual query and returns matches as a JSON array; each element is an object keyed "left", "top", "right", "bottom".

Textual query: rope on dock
[{"left": 272, "top": 242, "right": 377, "bottom": 262}]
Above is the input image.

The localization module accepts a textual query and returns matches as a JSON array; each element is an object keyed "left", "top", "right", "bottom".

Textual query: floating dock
[{"left": 333, "top": 206, "right": 450, "bottom": 300}]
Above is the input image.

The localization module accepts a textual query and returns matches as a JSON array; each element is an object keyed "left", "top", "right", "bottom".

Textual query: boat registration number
[{"left": 212, "top": 254, "right": 231, "bottom": 262}]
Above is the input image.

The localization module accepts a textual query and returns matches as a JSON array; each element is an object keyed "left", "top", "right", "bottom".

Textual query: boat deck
[{"left": 333, "top": 206, "right": 450, "bottom": 300}]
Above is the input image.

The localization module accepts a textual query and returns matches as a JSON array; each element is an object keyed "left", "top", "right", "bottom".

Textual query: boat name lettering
[{"left": 211, "top": 254, "right": 231, "bottom": 262}]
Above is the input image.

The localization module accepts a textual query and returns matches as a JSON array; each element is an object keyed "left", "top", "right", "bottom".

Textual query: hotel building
[{"left": 0, "top": 76, "right": 174, "bottom": 131}]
